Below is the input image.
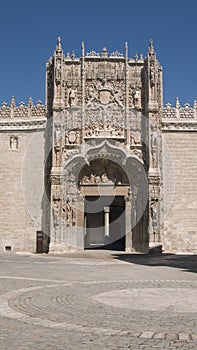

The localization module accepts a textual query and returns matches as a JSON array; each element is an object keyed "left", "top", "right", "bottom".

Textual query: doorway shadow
[{"left": 112, "top": 253, "right": 197, "bottom": 273}]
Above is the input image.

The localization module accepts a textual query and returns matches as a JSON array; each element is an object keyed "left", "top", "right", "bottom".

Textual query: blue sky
[{"left": 0, "top": 0, "right": 196, "bottom": 106}]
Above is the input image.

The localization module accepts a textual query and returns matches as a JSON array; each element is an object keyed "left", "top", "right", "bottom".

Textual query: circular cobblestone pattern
[{"left": 93, "top": 287, "right": 197, "bottom": 312}]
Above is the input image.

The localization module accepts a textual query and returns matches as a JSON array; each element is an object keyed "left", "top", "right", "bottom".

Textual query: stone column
[
  {"left": 125, "top": 199, "right": 132, "bottom": 252},
  {"left": 104, "top": 207, "right": 110, "bottom": 241}
]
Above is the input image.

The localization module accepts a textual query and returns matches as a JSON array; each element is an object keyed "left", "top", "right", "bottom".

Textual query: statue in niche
[
  {"left": 131, "top": 130, "right": 141, "bottom": 145},
  {"left": 151, "top": 200, "right": 158, "bottom": 233},
  {"left": 68, "top": 89, "right": 77, "bottom": 107},
  {"left": 66, "top": 199, "right": 72, "bottom": 225},
  {"left": 133, "top": 88, "right": 141, "bottom": 108},
  {"left": 54, "top": 124, "right": 61, "bottom": 145},
  {"left": 55, "top": 60, "right": 61, "bottom": 84},
  {"left": 150, "top": 62, "right": 155, "bottom": 85},
  {"left": 151, "top": 127, "right": 158, "bottom": 167}
]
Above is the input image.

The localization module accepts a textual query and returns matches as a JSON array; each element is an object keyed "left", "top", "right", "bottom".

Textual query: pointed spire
[
  {"left": 176, "top": 97, "right": 180, "bottom": 108},
  {"left": 55, "top": 36, "right": 63, "bottom": 55},
  {"left": 82, "top": 41, "right": 85, "bottom": 57},
  {"left": 56, "top": 36, "right": 62, "bottom": 49},
  {"left": 10, "top": 96, "right": 16, "bottom": 108},
  {"left": 149, "top": 38, "right": 154, "bottom": 53},
  {"left": 193, "top": 100, "right": 197, "bottom": 109},
  {"left": 125, "top": 42, "right": 128, "bottom": 58},
  {"left": 148, "top": 38, "right": 156, "bottom": 60}
]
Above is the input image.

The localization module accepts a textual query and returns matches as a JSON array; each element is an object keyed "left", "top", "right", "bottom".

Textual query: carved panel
[
  {"left": 64, "top": 108, "right": 82, "bottom": 130},
  {"left": 85, "top": 61, "right": 125, "bottom": 81},
  {"left": 85, "top": 79, "right": 125, "bottom": 107}
]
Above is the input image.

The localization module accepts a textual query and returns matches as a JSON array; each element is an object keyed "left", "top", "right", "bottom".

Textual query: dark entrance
[
  {"left": 84, "top": 196, "right": 125, "bottom": 250},
  {"left": 36, "top": 231, "right": 44, "bottom": 253}
]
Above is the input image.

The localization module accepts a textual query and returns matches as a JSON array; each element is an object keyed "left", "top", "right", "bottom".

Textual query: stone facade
[{"left": 0, "top": 37, "right": 196, "bottom": 254}]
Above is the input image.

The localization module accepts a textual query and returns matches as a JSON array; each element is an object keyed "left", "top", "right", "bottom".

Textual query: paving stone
[{"left": 0, "top": 253, "right": 196, "bottom": 349}]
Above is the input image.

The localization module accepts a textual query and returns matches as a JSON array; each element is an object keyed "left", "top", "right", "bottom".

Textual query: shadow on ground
[{"left": 112, "top": 253, "right": 197, "bottom": 274}]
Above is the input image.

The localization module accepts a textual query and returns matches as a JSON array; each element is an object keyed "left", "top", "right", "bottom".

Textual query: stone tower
[{"left": 45, "top": 37, "right": 163, "bottom": 253}]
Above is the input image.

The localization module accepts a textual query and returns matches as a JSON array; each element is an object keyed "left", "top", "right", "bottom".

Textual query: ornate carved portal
[
  {"left": 49, "top": 142, "right": 150, "bottom": 253},
  {"left": 48, "top": 39, "right": 163, "bottom": 254}
]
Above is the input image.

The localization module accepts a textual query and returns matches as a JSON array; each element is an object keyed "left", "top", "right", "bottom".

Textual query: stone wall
[
  {"left": 0, "top": 98, "right": 46, "bottom": 253},
  {"left": 0, "top": 128, "right": 46, "bottom": 252},
  {"left": 162, "top": 131, "right": 197, "bottom": 253}
]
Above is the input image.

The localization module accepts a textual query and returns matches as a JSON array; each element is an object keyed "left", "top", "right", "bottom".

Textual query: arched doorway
[{"left": 79, "top": 159, "right": 129, "bottom": 250}]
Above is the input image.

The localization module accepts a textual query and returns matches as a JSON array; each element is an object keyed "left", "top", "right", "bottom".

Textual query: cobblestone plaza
[{"left": 0, "top": 251, "right": 197, "bottom": 349}]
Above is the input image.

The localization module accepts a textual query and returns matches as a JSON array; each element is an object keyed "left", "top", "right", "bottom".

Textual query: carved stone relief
[
  {"left": 79, "top": 159, "right": 129, "bottom": 186},
  {"left": 130, "top": 129, "right": 141, "bottom": 145},
  {"left": 55, "top": 58, "right": 62, "bottom": 85},
  {"left": 62, "top": 198, "right": 77, "bottom": 226},
  {"left": 85, "top": 79, "right": 124, "bottom": 108},
  {"left": 85, "top": 61, "right": 125, "bottom": 81},
  {"left": 65, "top": 130, "right": 80, "bottom": 145},
  {"left": 150, "top": 125, "right": 158, "bottom": 168}
]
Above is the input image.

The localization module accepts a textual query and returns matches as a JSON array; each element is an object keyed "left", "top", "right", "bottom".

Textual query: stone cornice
[
  {"left": 162, "top": 120, "right": 197, "bottom": 131},
  {"left": 0, "top": 117, "right": 46, "bottom": 131}
]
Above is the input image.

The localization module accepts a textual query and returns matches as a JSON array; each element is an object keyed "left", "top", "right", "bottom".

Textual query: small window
[
  {"left": 4, "top": 246, "right": 11, "bottom": 252},
  {"left": 10, "top": 136, "right": 18, "bottom": 150}
]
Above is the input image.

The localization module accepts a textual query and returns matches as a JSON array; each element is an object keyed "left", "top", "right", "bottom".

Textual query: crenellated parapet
[
  {"left": 0, "top": 97, "right": 46, "bottom": 130},
  {"left": 0, "top": 97, "right": 46, "bottom": 119},
  {"left": 162, "top": 98, "right": 197, "bottom": 131}
]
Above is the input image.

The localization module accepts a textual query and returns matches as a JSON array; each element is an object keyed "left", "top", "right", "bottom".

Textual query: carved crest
[
  {"left": 68, "top": 131, "right": 76, "bottom": 144},
  {"left": 99, "top": 89, "right": 111, "bottom": 105}
]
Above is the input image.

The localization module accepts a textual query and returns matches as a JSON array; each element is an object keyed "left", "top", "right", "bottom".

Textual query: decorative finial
[
  {"left": 28, "top": 97, "right": 33, "bottom": 107},
  {"left": 10, "top": 96, "right": 16, "bottom": 108},
  {"left": 140, "top": 53, "right": 144, "bottom": 60},
  {"left": 125, "top": 42, "right": 128, "bottom": 58},
  {"left": 82, "top": 41, "right": 85, "bottom": 57},
  {"left": 71, "top": 51, "right": 75, "bottom": 60},
  {"left": 135, "top": 52, "right": 138, "bottom": 61},
  {"left": 2, "top": 102, "right": 7, "bottom": 108},
  {"left": 149, "top": 38, "right": 154, "bottom": 50},
  {"left": 102, "top": 47, "right": 108, "bottom": 58},
  {"left": 65, "top": 52, "right": 71, "bottom": 60},
  {"left": 193, "top": 100, "right": 197, "bottom": 109},
  {"left": 56, "top": 36, "right": 62, "bottom": 52},
  {"left": 176, "top": 97, "right": 180, "bottom": 109}
]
